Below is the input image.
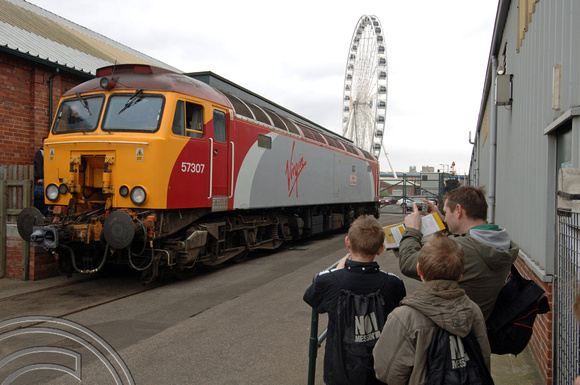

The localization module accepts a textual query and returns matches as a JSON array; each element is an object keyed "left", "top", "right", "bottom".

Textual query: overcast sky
[{"left": 27, "top": 0, "right": 498, "bottom": 176}]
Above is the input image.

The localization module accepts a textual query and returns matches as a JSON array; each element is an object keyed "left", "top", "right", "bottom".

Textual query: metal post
[
  {"left": 21, "top": 179, "right": 31, "bottom": 281},
  {"left": 306, "top": 261, "right": 339, "bottom": 384},
  {"left": 402, "top": 174, "right": 407, "bottom": 214},
  {"left": 307, "top": 309, "right": 319, "bottom": 385}
]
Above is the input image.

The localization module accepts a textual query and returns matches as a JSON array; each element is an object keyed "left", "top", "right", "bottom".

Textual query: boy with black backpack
[
  {"left": 304, "top": 215, "right": 406, "bottom": 385},
  {"left": 373, "top": 235, "right": 493, "bottom": 385}
]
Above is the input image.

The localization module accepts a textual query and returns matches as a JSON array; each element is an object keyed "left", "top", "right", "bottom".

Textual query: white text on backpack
[
  {"left": 449, "top": 335, "right": 471, "bottom": 369},
  {"left": 355, "top": 312, "right": 381, "bottom": 342}
]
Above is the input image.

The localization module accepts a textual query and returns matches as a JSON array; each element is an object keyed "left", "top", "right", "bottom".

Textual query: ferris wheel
[{"left": 342, "top": 15, "right": 391, "bottom": 166}]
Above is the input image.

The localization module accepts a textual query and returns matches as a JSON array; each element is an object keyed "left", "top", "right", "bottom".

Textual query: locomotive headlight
[
  {"left": 119, "top": 185, "right": 129, "bottom": 197},
  {"left": 58, "top": 183, "right": 68, "bottom": 195},
  {"left": 99, "top": 77, "right": 116, "bottom": 90},
  {"left": 46, "top": 184, "right": 59, "bottom": 202},
  {"left": 130, "top": 186, "right": 147, "bottom": 206}
]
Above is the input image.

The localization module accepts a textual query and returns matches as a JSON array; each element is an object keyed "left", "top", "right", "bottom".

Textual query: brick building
[{"left": 0, "top": 0, "right": 179, "bottom": 280}]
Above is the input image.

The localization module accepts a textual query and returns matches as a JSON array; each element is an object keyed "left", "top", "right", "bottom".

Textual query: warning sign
[
  {"left": 136, "top": 148, "right": 144, "bottom": 161},
  {"left": 49, "top": 148, "right": 55, "bottom": 161},
  {"left": 350, "top": 174, "right": 357, "bottom": 186}
]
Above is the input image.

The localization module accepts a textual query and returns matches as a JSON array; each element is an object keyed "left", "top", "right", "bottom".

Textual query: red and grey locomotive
[{"left": 17, "top": 64, "right": 380, "bottom": 280}]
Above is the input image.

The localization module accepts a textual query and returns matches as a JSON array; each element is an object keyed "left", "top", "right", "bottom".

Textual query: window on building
[{"left": 556, "top": 122, "right": 572, "bottom": 173}]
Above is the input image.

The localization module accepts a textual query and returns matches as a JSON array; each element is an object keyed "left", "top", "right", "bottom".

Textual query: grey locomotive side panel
[{"left": 233, "top": 133, "right": 374, "bottom": 209}]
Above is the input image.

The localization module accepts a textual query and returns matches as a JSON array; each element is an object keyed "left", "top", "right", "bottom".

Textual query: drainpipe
[
  {"left": 469, "top": 131, "right": 478, "bottom": 186},
  {"left": 489, "top": 56, "right": 498, "bottom": 223},
  {"left": 48, "top": 68, "right": 60, "bottom": 129}
]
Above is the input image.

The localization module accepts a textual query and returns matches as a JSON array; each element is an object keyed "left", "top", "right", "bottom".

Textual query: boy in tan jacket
[{"left": 373, "top": 235, "right": 491, "bottom": 385}]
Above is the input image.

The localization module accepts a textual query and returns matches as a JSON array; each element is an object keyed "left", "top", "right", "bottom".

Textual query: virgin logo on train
[{"left": 285, "top": 141, "right": 307, "bottom": 198}]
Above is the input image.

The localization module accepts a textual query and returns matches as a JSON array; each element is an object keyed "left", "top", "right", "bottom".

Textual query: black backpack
[
  {"left": 334, "top": 280, "right": 388, "bottom": 385},
  {"left": 426, "top": 326, "right": 494, "bottom": 385},
  {"left": 486, "top": 265, "right": 550, "bottom": 355}
]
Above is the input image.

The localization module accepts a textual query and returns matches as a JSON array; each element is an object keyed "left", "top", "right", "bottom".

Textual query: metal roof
[{"left": 0, "top": 0, "right": 182, "bottom": 75}]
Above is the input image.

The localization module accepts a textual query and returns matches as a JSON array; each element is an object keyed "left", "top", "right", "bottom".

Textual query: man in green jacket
[{"left": 398, "top": 186, "right": 519, "bottom": 320}]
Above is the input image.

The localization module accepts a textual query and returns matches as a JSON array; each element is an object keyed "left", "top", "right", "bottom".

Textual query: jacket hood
[
  {"left": 401, "top": 280, "right": 476, "bottom": 337},
  {"left": 469, "top": 227, "right": 511, "bottom": 251},
  {"left": 451, "top": 228, "right": 519, "bottom": 271}
]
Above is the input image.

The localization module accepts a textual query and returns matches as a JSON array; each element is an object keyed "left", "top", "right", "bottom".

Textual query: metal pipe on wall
[
  {"left": 48, "top": 68, "right": 59, "bottom": 129},
  {"left": 489, "top": 56, "right": 498, "bottom": 223}
]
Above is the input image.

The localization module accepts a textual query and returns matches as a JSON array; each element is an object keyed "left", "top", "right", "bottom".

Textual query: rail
[{"left": 307, "top": 260, "right": 339, "bottom": 385}]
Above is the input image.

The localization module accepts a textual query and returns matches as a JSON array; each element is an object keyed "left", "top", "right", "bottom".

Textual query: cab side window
[
  {"left": 172, "top": 101, "right": 185, "bottom": 135},
  {"left": 172, "top": 100, "right": 204, "bottom": 138},
  {"left": 186, "top": 103, "right": 204, "bottom": 138},
  {"left": 214, "top": 110, "right": 226, "bottom": 143}
]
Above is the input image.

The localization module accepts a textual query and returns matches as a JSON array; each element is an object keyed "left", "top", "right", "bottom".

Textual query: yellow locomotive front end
[
  {"left": 46, "top": 89, "right": 172, "bottom": 210},
  {"left": 42, "top": 89, "right": 170, "bottom": 251},
  {"left": 17, "top": 64, "right": 216, "bottom": 276}
]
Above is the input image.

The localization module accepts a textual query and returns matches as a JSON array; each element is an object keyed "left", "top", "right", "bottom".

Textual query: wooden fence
[{"left": 1, "top": 165, "right": 34, "bottom": 279}]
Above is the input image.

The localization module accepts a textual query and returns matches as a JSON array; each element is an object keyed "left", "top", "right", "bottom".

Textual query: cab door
[{"left": 211, "top": 109, "right": 228, "bottom": 199}]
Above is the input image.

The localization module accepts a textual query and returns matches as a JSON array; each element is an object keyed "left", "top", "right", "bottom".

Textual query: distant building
[{"left": 380, "top": 166, "right": 463, "bottom": 201}]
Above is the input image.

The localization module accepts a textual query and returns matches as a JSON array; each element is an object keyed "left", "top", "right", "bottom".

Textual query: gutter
[
  {"left": 48, "top": 68, "right": 60, "bottom": 129},
  {"left": 489, "top": 56, "right": 498, "bottom": 223},
  {"left": 474, "top": 0, "right": 511, "bottom": 222}
]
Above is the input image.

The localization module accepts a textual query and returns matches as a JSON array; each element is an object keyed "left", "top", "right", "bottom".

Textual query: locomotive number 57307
[{"left": 181, "top": 162, "right": 205, "bottom": 173}]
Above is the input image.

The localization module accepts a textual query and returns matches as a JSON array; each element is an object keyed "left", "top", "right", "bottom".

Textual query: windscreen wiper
[
  {"left": 75, "top": 92, "right": 91, "bottom": 115},
  {"left": 118, "top": 89, "right": 143, "bottom": 114}
]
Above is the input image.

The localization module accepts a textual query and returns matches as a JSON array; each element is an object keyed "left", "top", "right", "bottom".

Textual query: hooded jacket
[
  {"left": 399, "top": 225, "right": 519, "bottom": 320},
  {"left": 373, "top": 280, "right": 491, "bottom": 385}
]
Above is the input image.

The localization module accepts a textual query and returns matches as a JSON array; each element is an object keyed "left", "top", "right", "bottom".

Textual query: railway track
[{"left": 0, "top": 270, "right": 164, "bottom": 322}]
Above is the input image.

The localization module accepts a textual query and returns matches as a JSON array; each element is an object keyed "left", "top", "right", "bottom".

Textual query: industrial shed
[
  {"left": 0, "top": 0, "right": 179, "bottom": 280},
  {"left": 470, "top": 1, "right": 580, "bottom": 383}
]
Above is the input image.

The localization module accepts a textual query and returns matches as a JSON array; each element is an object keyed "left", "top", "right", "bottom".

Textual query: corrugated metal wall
[{"left": 472, "top": 0, "right": 580, "bottom": 276}]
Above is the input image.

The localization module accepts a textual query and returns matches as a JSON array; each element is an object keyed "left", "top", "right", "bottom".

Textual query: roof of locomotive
[
  {"left": 63, "top": 64, "right": 230, "bottom": 107},
  {"left": 187, "top": 71, "right": 341, "bottom": 138},
  {"left": 61, "top": 64, "right": 376, "bottom": 162}
]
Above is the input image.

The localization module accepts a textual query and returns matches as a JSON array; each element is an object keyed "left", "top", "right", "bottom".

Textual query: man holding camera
[{"left": 398, "top": 186, "right": 519, "bottom": 320}]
